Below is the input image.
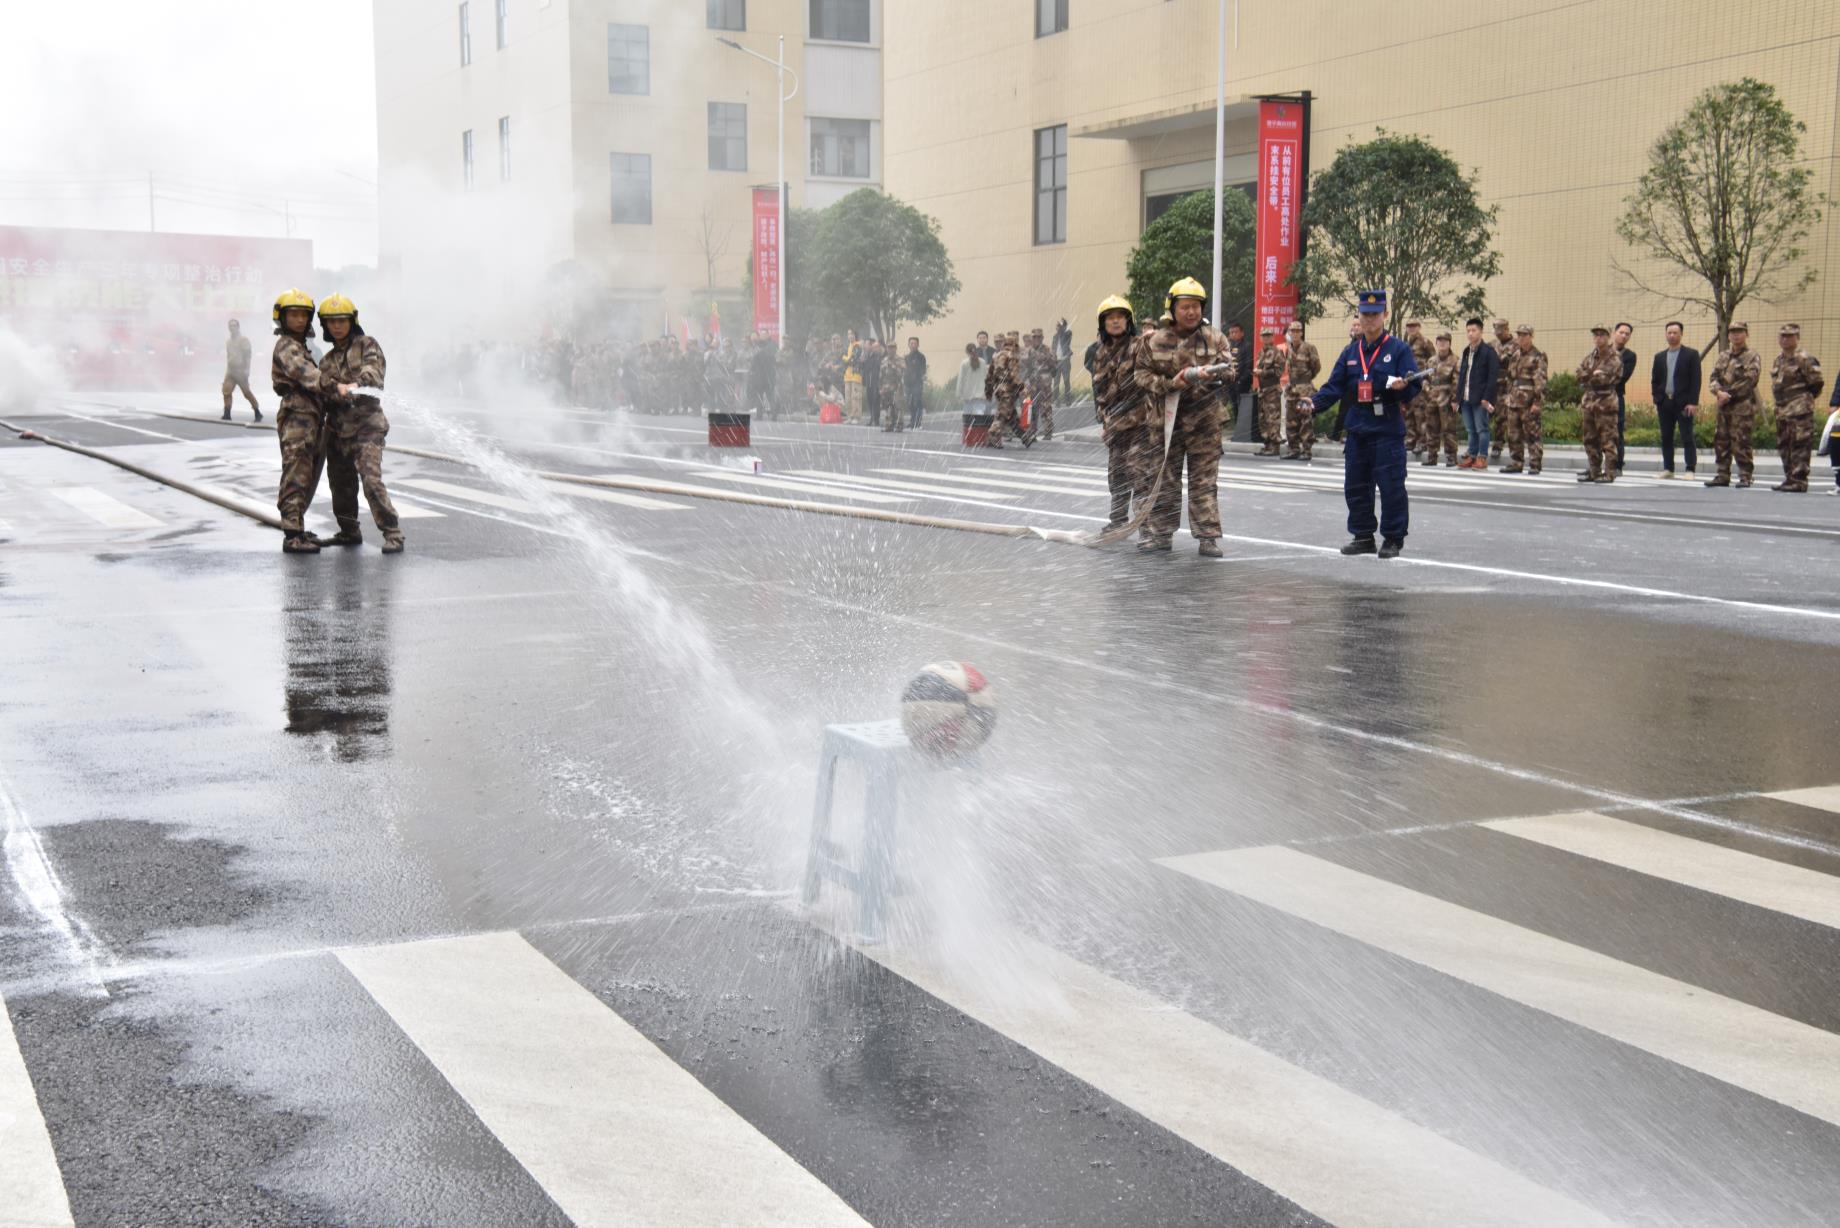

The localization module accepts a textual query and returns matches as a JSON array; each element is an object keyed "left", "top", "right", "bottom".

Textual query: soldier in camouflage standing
[
  {"left": 316, "top": 294, "right": 404, "bottom": 553},
  {"left": 1490, "top": 318, "right": 1516, "bottom": 463},
  {"left": 1025, "top": 327, "right": 1056, "bottom": 441},
  {"left": 1706, "top": 321, "right": 1762, "bottom": 487},
  {"left": 270, "top": 289, "right": 328, "bottom": 555},
  {"left": 222, "top": 319, "right": 261, "bottom": 422},
  {"left": 1419, "top": 331, "right": 1460, "bottom": 466},
  {"left": 1500, "top": 325, "right": 1548, "bottom": 475},
  {"left": 1575, "top": 325, "right": 1624, "bottom": 483},
  {"left": 1254, "top": 327, "right": 1286, "bottom": 456},
  {"left": 1770, "top": 323, "right": 1822, "bottom": 492},
  {"left": 1091, "top": 295, "right": 1147, "bottom": 530},
  {"left": 1283, "top": 320, "right": 1320, "bottom": 461},
  {"left": 984, "top": 331, "right": 1027, "bottom": 448},
  {"left": 1403, "top": 321, "right": 1435, "bottom": 457},
  {"left": 878, "top": 348, "right": 906, "bottom": 434},
  {"left": 1133, "top": 277, "right": 1235, "bottom": 557}
]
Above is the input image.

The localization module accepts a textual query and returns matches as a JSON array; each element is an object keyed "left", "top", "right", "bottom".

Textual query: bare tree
[
  {"left": 1615, "top": 78, "right": 1826, "bottom": 355},
  {"left": 695, "top": 206, "right": 733, "bottom": 291}
]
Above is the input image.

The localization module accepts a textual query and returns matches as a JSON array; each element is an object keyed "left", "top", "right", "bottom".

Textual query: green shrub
[{"left": 1545, "top": 371, "right": 1581, "bottom": 404}]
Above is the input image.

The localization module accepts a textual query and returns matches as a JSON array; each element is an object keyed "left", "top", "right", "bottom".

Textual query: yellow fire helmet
[
  {"left": 317, "top": 293, "right": 357, "bottom": 321},
  {"left": 1165, "top": 276, "right": 1208, "bottom": 317},
  {"left": 272, "top": 288, "right": 315, "bottom": 322},
  {"left": 1096, "top": 294, "right": 1136, "bottom": 330}
]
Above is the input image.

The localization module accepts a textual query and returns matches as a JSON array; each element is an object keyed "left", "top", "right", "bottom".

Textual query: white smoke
[{"left": 0, "top": 324, "right": 62, "bottom": 414}]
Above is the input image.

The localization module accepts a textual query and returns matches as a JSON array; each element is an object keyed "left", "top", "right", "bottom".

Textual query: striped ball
[{"left": 900, "top": 661, "right": 997, "bottom": 760}]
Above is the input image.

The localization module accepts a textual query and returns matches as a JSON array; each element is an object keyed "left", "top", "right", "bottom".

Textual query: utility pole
[
  {"left": 717, "top": 35, "right": 800, "bottom": 343},
  {"left": 1209, "top": 0, "right": 1227, "bottom": 331}
]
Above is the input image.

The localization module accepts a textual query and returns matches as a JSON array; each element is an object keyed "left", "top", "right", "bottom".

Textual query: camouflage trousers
[
  {"left": 1405, "top": 398, "right": 1424, "bottom": 452},
  {"left": 989, "top": 399, "right": 1021, "bottom": 444},
  {"left": 1032, "top": 394, "right": 1054, "bottom": 441},
  {"left": 1257, "top": 389, "right": 1283, "bottom": 446},
  {"left": 1489, "top": 401, "right": 1507, "bottom": 455},
  {"left": 222, "top": 372, "right": 257, "bottom": 409},
  {"left": 1581, "top": 395, "right": 1619, "bottom": 477},
  {"left": 276, "top": 407, "right": 326, "bottom": 533},
  {"left": 1713, "top": 397, "right": 1758, "bottom": 479},
  {"left": 1143, "top": 403, "right": 1224, "bottom": 542},
  {"left": 1105, "top": 423, "right": 1154, "bottom": 525},
  {"left": 1505, "top": 397, "right": 1544, "bottom": 470},
  {"left": 1416, "top": 396, "right": 1460, "bottom": 460},
  {"left": 1286, "top": 384, "right": 1316, "bottom": 457},
  {"left": 326, "top": 429, "right": 401, "bottom": 538},
  {"left": 1777, "top": 406, "right": 1814, "bottom": 488}
]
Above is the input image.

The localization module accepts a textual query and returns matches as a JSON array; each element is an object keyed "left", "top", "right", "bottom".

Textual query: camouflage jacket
[
  {"left": 271, "top": 331, "right": 328, "bottom": 416},
  {"left": 985, "top": 348, "right": 1023, "bottom": 410},
  {"left": 1133, "top": 322, "right": 1235, "bottom": 416},
  {"left": 879, "top": 362, "right": 904, "bottom": 418},
  {"left": 226, "top": 334, "right": 252, "bottom": 377},
  {"left": 1422, "top": 351, "right": 1459, "bottom": 404},
  {"left": 1407, "top": 334, "right": 1435, "bottom": 366},
  {"left": 1710, "top": 346, "right": 1762, "bottom": 406},
  {"left": 1285, "top": 340, "right": 1321, "bottom": 390},
  {"left": 1492, "top": 334, "right": 1517, "bottom": 383},
  {"left": 1505, "top": 346, "right": 1548, "bottom": 406},
  {"left": 1090, "top": 333, "right": 1149, "bottom": 429},
  {"left": 320, "top": 334, "right": 390, "bottom": 440},
  {"left": 1021, "top": 344, "right": 1055, "bottom": 398},
  {"left": 1575, "top": 346, "right": 1623, "bottom": 410},
  {"left": 1771, "top": 349, "right": 1824, "bottom": 412},
  {"left": 1254, "top": 343, "right": 1286, "bottom": 393}
]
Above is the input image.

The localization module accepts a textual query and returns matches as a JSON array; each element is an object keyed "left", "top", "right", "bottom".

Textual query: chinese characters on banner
[
  {"left": 1254, "top": 99, "right": 1308, "bottom": 353},
  {"left": 0, "top": 225, "right": 312, "bottom": 389},
  {"left": 752, "top": 187, "right": 781, "bottom": 339}
]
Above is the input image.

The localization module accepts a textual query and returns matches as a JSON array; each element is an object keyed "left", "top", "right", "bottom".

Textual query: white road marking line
[
  {"left": 875, "top": 468, "right": 1106, "bottom": 497},
  {"left": 696, "top": 471, "right": 915, "bottom": 504},
  {"left": 0, "top": 518, "right": 14, "bottom": 535},
  {"left": 785, "top": 470, "right": 1023, "bottom": 500},
  {"left": 387, "top": 499, "right": 444, "bottom": 520},
  {"left": 395, "top": 478, "right": 537, "bottom": 513},
  {"left": 0, "top": 775, "right": 110, "bottom": 998},
  {"left": 1483, "top": 811, "right": 1840, "bottom": 931},
  {"left": 0, "top": 988, "right": 74, "bottom": 1228},
  {"left": 552, "top": 485, "right": 690, "bottom": 512},
  {"left": 337, "top": 932, "right": 867, "bottom": 1228},
  {"left": 1160, "top": 845, "right": 1840, "bottom": 1127},
  {"left": 50, "top": 486, "right": 161, "bottom": 529},
  {"left": 855, "top": 930, "right": 1617, "bottom": 1228},
  {"left": 1765, "top": 786, "right": 1840, "bottom": 814},
  {"left": 956, "top": 464, "right": 1108, "bottom": 485}
]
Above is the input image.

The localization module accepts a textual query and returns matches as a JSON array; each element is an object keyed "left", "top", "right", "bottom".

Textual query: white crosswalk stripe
[
  {"left": 398, "top": 477, "right": 687, "bottom": 514},
  {"left": 873, "top": 467, "right": 1110, "bottom": 497},
  {"left": 1766, "top": 785, "right": 1840, "bottom": 814},
  {"left": 0, "top": 988, "right": 74, "bottom": 1227},
  {"left": 337, "top": 932, "right": 867, "bottom": 1228},
  {"left": 1159, "top": 842, "right": 1840, "bottom": 1128},
  {"left": 786, "top": 469, "right": 1024, "bottom": 501},
  {"left": 51, "top": 486, "right": 161, "bottom": 529},
  {"left": 695, "top": 471, "right": 915, "bottom": 504},
  {"left": 856, "top": 929, "right": 1618, "bottom": 1228},
  {"left": 1483, "top": 811, "right": 1840, "bottom": 931}
]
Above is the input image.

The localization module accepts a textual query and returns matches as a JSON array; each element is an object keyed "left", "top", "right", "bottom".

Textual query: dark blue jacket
[
  {"left": 1312, "top": 332, "right": 1420, "bottom": 436},
  {"left": 1455, "top": 341, "right": 1500, "bottom": 407}
]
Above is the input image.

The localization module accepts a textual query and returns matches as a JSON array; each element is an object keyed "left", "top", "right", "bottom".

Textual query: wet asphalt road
[{"left": 2, "top": 389, "right": 1839, "bottom": 1227}]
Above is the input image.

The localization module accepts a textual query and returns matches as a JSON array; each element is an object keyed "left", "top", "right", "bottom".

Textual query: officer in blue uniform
[{"left": 1310, "top": 290, "right": 1420, "bottom": 558}]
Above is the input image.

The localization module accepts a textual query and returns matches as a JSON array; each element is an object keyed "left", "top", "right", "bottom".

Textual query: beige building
[
  {"left": 883, "top": 0, "right": 1840, "bottom": 394},
  {"left": 373, "top": 0, "right": 886, "bottom": 343}
]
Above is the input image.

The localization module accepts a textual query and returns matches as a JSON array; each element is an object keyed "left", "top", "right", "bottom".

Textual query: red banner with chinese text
[
  {"left": 1254, "top": 99, "right": 1307, "bottom": 353},
  {"left": 751, "top": 188, "right": 781, "bottom": 339}
]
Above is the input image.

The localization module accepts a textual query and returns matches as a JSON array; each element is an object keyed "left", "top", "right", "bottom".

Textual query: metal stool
[{"left": 802, "top": 719, "right": 974, "bottom": 941}]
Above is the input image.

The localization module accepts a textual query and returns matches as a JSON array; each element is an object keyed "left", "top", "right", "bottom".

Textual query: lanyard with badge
[{"left": 1357, "top": 334, "right": 1388, "bottom": 414}]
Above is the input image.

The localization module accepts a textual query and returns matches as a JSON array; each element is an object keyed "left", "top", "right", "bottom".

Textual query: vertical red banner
[
  {"left": 752, "top": 187, "right": 781, "bottom": 339},
  {"left": 1255, "top": 99, "right": 1306, "bottom": 349}
]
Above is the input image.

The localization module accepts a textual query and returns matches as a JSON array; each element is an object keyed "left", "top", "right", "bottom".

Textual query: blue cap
[{"left": 1357, "top": 290, "right": 1387, "bottom": 314}]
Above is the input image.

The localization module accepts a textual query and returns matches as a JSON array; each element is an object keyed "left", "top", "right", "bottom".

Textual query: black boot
[
  {"left": 1377, "top": 538, "right": 1404, "bottom": 559},
  {"left": 1340, "top": 536, "right": 1377, "bottom": 556}
]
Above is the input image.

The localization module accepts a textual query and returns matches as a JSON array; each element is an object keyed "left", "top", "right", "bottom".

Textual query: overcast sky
[{"left": 0, "top": 1, "right": 379, "bottom": 269}]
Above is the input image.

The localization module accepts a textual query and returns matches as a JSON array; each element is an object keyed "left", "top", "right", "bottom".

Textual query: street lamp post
[
  {"left": 1209, "top": 0, "right": 1227, "bottom": 332},
  {"left": 717, "top": 35, "right": 800, "bottom": 344}
]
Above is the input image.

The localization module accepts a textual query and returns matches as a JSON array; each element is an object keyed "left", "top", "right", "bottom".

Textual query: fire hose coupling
[{"left": 1179, "top": 363, "right": 1234, "bottom": 386}]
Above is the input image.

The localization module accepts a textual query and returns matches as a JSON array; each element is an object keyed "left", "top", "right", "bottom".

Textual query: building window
[
  {"left": 611, "top": 153, "right": 651, "bottom": 224},
  {"left": 708, "top": 103, "right": 747, "bottom": 172},
  {"left": 1036, "top": 0, "right": 1068, "bottom": 37},
  {"left": 810, "top": 118, "right": 871, "bottom": 179},
  {"left": 458, "top": 2, "right": 472, "bottom": 65},
  {"left": 498, "top": 117, "right": 511, "bottom": 180},
  {"left": 495, "top": 0, "right": 507, "bottom": 49},
  {"left": 607, "top": 24, "right": 648, "bottom": 95},
  {"left": 706, "top": 0, "right": 745, "bottom": 31},
  {"left": 809, "top": 0, "right": 870, "bottom": 43},
  {"left": 462, "top": 130, "right": 475, "bottom": 191},
  {"left": 1034, "top": 125, "right": 1067, "bottom": 244}
]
